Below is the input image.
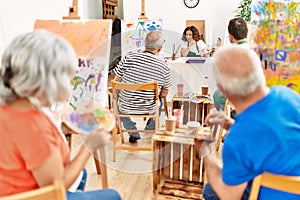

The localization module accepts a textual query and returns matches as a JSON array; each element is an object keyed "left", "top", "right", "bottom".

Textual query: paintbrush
[{"left": 174, "top": 45, "right": 181, "bottom": 55}]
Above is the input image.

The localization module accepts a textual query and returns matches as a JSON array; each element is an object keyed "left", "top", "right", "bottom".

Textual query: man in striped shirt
[{"left": 113, "top": 30, "right": 171, "bottom": 143}]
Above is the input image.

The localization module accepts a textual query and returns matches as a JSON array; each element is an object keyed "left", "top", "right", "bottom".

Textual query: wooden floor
[{"left": 70, "top": 121, "right": 155, "bottom": 200}]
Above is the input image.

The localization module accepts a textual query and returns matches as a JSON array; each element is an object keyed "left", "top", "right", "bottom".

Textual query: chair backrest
[
  {"left": 111, "top": 80, "right": 159, "bottom": 130},
  {"left": 249, "top": 172, "right": 300, "bottom": 200},
  {"left": 111, "top": 81, "right": 159, "bottom": 99},
  {"left": 0, "top": 180, "right": 66, "bottom": 200}
]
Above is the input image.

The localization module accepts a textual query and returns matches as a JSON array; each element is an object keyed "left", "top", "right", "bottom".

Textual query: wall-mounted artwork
[
  {"left": 250, "top": 0, "right": 300, "bottom": 93},
  {"left": 34, "top": 20, "right": 112, "bottom": 108},
  {"left": 121, "top": 19, "right": 163, "bottom": 55}
]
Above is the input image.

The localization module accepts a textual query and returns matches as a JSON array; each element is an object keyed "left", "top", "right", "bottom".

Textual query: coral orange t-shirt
[{"left": 0, "top": 105, "right": 69, "bottom": 196}]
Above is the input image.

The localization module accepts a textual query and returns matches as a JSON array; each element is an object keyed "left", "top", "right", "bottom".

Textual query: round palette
[
  {"left": 62, "top": 101, "right": 115, "bottom": 134},
  {"left": 189, "top": 93, "right": 211, "bottom": 103}
]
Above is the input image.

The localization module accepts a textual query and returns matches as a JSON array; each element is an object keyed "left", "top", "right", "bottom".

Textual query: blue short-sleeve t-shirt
[{"left": 222, "top": 86, "right": 300, "bottom": 199}]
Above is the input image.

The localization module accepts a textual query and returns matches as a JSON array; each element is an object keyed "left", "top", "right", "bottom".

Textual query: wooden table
[{"left": 152, "top": 127, "right": 211, "bottom": 199}]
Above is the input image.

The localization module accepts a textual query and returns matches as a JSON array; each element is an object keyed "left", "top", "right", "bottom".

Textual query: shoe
[{"left": 129, "top": 135, "right": 140, "bottom": 143}]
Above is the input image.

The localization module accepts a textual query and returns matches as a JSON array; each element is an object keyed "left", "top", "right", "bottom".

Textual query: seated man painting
[
  {"left": 113, "top": 30, "right": 171, "bottom": 143},
  {"left": 198, "top": 46, "right": 300, "bottom": 200}
]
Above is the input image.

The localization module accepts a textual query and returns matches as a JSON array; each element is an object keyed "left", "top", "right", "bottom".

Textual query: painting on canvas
[
  {"left": 251, "top": 0, "right": 300, "bottom": 93},
  {"left": 34, "top": 20, "right": 112, "bottom": 108},
  {"left": 121, "top": 19, "right": 163, "bottom": 55}
]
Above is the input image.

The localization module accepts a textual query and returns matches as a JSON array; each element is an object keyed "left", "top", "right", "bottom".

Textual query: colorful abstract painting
[
  {"left": 250, "top": 0, "right": 300, "bottom": 93},
  {"left": 121, "top": 19, "right": 163, "bottom": 55},
  {"left": 34, "top": 20, "right": 112, "bottom": 108}
]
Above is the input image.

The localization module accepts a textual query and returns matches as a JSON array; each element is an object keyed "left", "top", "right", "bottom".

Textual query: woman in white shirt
[{"left": 181, "top": 26, "right": 208, "bottom": 57}]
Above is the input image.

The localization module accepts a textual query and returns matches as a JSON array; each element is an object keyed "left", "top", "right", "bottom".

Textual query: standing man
[
  {"left": 113, "top": 30, "right": 171, "bottom": 143},
  {"left": 214, "top": 17, "right": 249, "bottom": 112},
  {"left": 198, "top": 46, "right": 300, "bottom": 199}
]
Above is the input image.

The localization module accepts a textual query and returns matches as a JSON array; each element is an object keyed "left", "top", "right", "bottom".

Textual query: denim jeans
[
  {"left": 67, "top": 189, "right": 121, "bottom": 200},
  {"left": 120, "top": 98, "right": 162, "bottom": 138},
  {"left": 67, "top": 169, "right": 121, "bottom": 200},
  {"left": 203, "top": 183, "right": 249, "bottom": 200},
  {"left": 76, "top": 168, "right": 87, "bottom": 191}
]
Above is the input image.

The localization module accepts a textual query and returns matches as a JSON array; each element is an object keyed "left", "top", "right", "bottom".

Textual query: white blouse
[{"left": 180, "top": 40, "right": 207, "bottom": 56}]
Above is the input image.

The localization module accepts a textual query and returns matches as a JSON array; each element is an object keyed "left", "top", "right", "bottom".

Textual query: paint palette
[
  {"left": 189, "top": 93, "right": 211, "bottom": 103},
  {"left": 62, "top": 100, "right": 115, "bottom": 134}
]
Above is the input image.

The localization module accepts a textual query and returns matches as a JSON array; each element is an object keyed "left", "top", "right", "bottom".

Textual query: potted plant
[{"left": 234, "top": 0, "right": 252, "bottom": 22}]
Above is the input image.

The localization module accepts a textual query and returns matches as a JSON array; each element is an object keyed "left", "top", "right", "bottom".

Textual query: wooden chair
[
  {"left": 61, "top": 123, "right": 108, "bottom": 188},
  {"left": 111, "top": 81, "right": 160, "bottom": 161},
  {"left": 211, "top": 123, "right": 224, "bottom": 153},
  {"left": 0, "top": 180, "right": 66, "bottom": 200},
  {"left": 249, "top": 172, "right": 300, "bottom": 199}
]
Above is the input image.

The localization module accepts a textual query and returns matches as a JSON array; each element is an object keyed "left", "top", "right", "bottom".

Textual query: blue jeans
[
  {"left": 67, "top": 169, "right": 121, "bottom": 200},
  {"left": 76, "top": 168, "right": 87, "bottom": 191},
  {"left": 67, "top": 189, "right": 121, "bottom": 200},
  {"left": 120, "top": 99, "right": 162, "bottom": 137},
  {"left": 203, "top": 183, "right": 249, "bottom": 200}
]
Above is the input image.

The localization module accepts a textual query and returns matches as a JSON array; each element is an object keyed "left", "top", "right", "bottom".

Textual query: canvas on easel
[
  {"left": 121, "top": 19, "right": 163, "bottom": 56},
  {"left": 251, "top": 0, "right": 300, "bottom": 93},
  {"left": 34, "top": 20, "right": 112, "bottom": 108}
]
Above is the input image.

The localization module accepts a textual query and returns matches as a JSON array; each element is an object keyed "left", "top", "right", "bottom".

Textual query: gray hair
[
  {"left": 144, "top": 30, "right": 164, "bottom": 50},
  {"left": 0, "top": 30, "right": 77, "bottom": 106},
  {"left": 213, "top": 46, "right": 266, "bottom": 97}
]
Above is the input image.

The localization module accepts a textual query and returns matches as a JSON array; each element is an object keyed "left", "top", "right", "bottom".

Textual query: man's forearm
[
  {"left": 204, "top": 155, "right": 247, "bottom": 200},
  {"left": 204, "top": 155, "right": 223, "bottom": 193}
]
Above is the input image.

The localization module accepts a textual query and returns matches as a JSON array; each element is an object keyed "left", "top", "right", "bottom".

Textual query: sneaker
[
  {"left": 129, "top": 136, "right": 140, "bottom": 143},
  {"left": 129, "top": 134, "right": 141, "bottom": 143}
]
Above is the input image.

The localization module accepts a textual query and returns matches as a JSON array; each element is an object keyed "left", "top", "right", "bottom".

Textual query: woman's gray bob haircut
[
  {"left": 144, "top": 30, "right": 164, "bottom": 50},
  {"left": 0, "top": 30, "right": 77, "bottom": 106}
]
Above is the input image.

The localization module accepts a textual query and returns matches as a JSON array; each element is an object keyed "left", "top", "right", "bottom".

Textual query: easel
[
  {"left": 138, "top": 0, "right": 148, "bottom": 20},
  {"left": 63, "top": 0, "right": 80, "bottom": 20}
]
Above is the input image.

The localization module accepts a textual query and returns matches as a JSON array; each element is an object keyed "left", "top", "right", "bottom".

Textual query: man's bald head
[
  {"left": 213, "top": 46, "right": 266, "bottom": 97},
  {"left": 145, "top": 30, "right": 165, "bottom": 51}
]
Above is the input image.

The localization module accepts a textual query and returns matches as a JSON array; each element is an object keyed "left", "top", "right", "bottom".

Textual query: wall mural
[
  {"left": 121, "top": 19, "right": 163, "bottom": 55},
  {"left": 34, "top": 20, "right": 112, "bottom": 108},
  {"left": 250, "top": 0, "right": 300, "bottom": 93}
]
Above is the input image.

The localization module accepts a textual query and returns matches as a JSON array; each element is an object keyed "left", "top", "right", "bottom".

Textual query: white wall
[
  {"left": 80, "top": 0, "right": 103, "bottom": 19},
  {"left": 123, "top": 0, "right": 241, "bottom": 47},
  {"left": 0, "top": 0, "right": 68, "bottom": 52},
  {"left": 116, "top": 0, "right": 124, "bottom": 19},
  {"left": 0, "top": 0, "right": 102, "bottom": 53},
  {"left": 0, "top": 0, "right": 241, "bottom": 54}
]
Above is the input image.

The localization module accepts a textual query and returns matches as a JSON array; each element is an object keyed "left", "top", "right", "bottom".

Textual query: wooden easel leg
[
  {"left": 93, "top": 151, "right": 101, "bottom": 175},
  {"left": 113, "top": 127, "right": 117, "bottom": 162},
  {"left": 99, "top": 147, "right": 108, "bottom": 188}
]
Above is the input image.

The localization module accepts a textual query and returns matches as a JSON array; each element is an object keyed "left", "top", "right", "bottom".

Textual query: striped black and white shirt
[{"left": 113, "top": 51, "right": 171, "bottom": 114}]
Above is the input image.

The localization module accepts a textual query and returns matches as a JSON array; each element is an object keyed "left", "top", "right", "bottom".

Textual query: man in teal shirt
[{"left": 213, "top": 17, "right": 249, "bottom": 114}]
